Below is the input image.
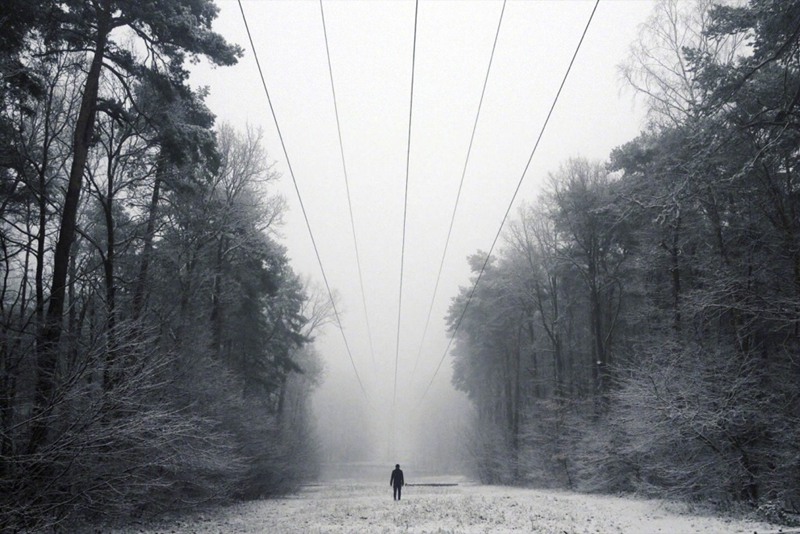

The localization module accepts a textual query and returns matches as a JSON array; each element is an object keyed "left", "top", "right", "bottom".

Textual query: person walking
[{"left": 390, "top": 464, "right": 404, "bottom": 501}]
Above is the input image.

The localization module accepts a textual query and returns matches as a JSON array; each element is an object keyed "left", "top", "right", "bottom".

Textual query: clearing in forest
[{"left": 116, "top": 479, "right": 789, "bottom": 533}]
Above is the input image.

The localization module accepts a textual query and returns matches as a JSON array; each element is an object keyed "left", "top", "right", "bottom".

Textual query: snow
[{"left": 117, "top": 478, "right": 790, "bottom": 533}]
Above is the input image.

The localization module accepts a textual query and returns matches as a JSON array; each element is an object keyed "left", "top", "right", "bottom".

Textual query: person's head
[{"left": 395, "top": 464, "right": 400, "bottom": 469}]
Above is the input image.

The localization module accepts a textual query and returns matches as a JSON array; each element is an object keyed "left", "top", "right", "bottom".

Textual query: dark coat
[{"left": 390, "top": 467, "right": 404, "bottom": 488}]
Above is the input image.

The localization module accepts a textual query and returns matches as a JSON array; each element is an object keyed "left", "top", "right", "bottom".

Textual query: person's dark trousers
[{"left": 393, "top": 486, "right": 401, "bottom": 500}]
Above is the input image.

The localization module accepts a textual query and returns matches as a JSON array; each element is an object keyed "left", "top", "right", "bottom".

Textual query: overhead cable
[
  {"left": 393, "top": 0, "right": 420, "bottom": 412},
  {"left": 319, "top": 0, "right": 378, "bottom": 369},
  {"left": 410, "top": 0, "right": 507, "bottom": 379},
  {"left": 417, "top": 0, "right": 601, "bottom": 403},
  {"left": 237, "top": 0, "right": 369, "bottom": 399}
]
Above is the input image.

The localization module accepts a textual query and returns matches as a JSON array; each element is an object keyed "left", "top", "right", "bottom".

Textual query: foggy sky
[{"left": 190, "top": 0, "right": 656, "bottom": 468}]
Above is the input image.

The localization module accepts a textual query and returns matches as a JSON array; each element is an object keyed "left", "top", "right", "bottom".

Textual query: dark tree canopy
[
  {"left": 448, "top": 0, "right": 800, "bottom": 514},
  {"left": 0, "top": 2, "right": 322, "bottom": 530}
]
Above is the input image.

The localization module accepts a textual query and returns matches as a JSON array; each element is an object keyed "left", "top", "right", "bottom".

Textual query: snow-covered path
[{"left": 122, "top": 480, "right": 788, "bottom": 533}]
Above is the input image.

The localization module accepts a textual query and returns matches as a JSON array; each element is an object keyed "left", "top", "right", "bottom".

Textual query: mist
[
  {"left": 312, "top": 358, "right": 473, "bottom": 482},
  {"left": 7, "top": 0, "right": 800, "bottom": 530},
  {"left": 184, "top": 0, "right": 655, "bottom": 482}
]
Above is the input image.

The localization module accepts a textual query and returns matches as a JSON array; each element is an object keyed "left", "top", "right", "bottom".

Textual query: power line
[
  {"left": 410, "top": 0, "right": 507, "bottom": 380},
  {"left": 393, "top": 0, "right": 420, "bottom": 413},
  {"left": 417, "top": 0, "right": 601, "bottom": 403},
  {"left": 319, "top": 0, "right": 378, "bottom": 370},
  {"left": 237, "top": 0, "right": 369, "bottom": 399}
]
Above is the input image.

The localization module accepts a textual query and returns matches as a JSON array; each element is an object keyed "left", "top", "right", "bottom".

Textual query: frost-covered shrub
[
  {"left": 609, "top": 343, "right": 780, "bottom": 504},
  {"left": 517, "top": 399, "right": 576, "bottom": 489},
  {"left": 0, "top": 332, "right": 247, "bottom": 532},
  {"left": 570, "top": 416, "right": 637, "bottom": 495},
  {"left": 465, "top": 416, "right": 516, "bottom": 485}
]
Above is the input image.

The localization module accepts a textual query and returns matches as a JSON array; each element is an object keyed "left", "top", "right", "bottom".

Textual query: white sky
[{"left": 191, "top": 0, "right": 655, "bottom": 461}]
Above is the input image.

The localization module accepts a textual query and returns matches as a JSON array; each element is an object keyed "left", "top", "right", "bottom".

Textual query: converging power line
[
  {"left": 417, "top": 0, "right": 601, "bottom": 404},
  {"left": 237, "top": 0, "right": 369, "bottom": 399},
  {"left": 393, "top": 0, "right": 420, "bottom": 415},
  {"left": 319, "top": 0, "right": 378, "bottom": 370},
  {"left": 410, "top": 0, "right": 507, "bottom": 380}
]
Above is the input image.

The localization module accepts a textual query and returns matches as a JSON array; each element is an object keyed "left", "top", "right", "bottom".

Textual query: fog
[
  {"left": 313, "top": 349, "right": 472, "bottom": 481},
  {"left": 191, "top": 0, "right": 654, "bottom": 476}
]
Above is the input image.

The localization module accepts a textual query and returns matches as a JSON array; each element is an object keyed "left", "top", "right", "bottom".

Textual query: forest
[
  {"left": 0, "top": 0, "right": 326, "bottom": 530},
  {"left": 448, "top": 0, "right": 800, "bottom": 522},
  {"left": 3, "top": 0, "right": 800, "bottom": 531}
]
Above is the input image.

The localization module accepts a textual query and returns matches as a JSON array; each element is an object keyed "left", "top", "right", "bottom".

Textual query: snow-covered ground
[{"left": 117, "top": 479, "right": 790, "bottom": 533}]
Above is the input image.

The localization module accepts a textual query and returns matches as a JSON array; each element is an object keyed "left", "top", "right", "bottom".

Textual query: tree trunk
[
  {"left": 526, "top": 315, "right": 540, "bottom": 399},
  {"left": 209, "top": 237, "right": 225, "bottom": 359},
  {"left": 670, "top": 216, "right": 682, "bottom": 334},
  {"left": 34, "top": 79, "right": 53, "bottom": 330},
  {"left": 588, "top": 256, "right": 606, "bottom": 399},
  {"left": 102, "top": 151, "right": 117, "bottom": 390},
  {"left": 0, "top": 225, "right": 30, "bottom": 470},
  {"left": 29, "top": 4, "right": 111, "bottom": 453},
  {"left": 512, "top": 322, "right": 523, "bottom": 480},
  {"left": 131, "top": 158, "right": 163, "bottom": 323},
  {"left": 551, "top": 276, "right": 564, "bottom": 400}
]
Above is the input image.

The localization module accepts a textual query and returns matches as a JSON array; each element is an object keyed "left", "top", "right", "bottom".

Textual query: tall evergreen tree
[{"left": 29, "top": 0, "right": 242, "bottom": 453}]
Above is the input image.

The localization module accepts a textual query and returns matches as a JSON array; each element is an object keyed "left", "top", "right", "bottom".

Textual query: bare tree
[{"left": 620, "top": 0, "right": 744, "bottom": 127}]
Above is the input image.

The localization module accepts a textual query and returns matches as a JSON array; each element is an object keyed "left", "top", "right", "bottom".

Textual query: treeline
[
  {"left": 1, "top": 1, "right": 323, "bottom": 530},
  {"left": 449, "top": 0, "right": 800, "bottom": 518}
]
